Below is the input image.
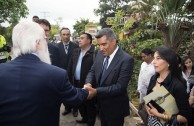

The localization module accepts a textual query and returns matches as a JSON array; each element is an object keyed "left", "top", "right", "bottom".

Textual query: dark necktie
[
  {"left": 65, "top": 44, "right": 68, "bottom": 54},
  {"left": 102, "top": 56, "right": 109, "bottom": 76},
  {"left": 100, "top": 56, "right": 109, "bottom": 84}
]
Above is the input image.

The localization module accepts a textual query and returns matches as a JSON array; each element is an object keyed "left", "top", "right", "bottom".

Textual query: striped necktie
[
  {"left": 65, "top": 44, "right": 68, "bottom": 54},
  {"left": 99, "top": 56, "right": 110, "bottom": 84}
]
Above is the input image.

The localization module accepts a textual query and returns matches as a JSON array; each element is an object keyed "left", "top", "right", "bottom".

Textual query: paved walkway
[{"left": 59, "top": 104, "right": 141, "bottom": 126}]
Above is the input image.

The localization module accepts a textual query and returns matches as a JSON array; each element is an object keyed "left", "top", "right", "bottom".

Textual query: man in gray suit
[{"left": 85, "top": 28, "right": 134, "bottom": 126}]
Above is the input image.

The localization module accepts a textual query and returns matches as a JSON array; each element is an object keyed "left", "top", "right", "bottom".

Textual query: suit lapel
[
  {"left": 68, "top": 41, "right": 74, "bottom": 56},
  {"left": 59, "top": 42, "right": 67, "bottom": 57},
  {"left": 96, "top": 54, "right": 104, "bottom": 84},
  {"left": 100, "top": 48, "right": 122, "bottom": 84}
]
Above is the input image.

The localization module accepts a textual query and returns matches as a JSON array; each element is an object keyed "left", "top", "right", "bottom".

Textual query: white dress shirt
[
  {"left": 103, "top": 45, "right": 119, "bottom": 69},
  {"left": 137, "top": 61, "right": 155, "bottom": 94}
]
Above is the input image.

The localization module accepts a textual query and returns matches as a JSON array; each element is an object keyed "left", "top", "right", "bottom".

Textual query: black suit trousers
[
  {"left": 79, "top": 99, "right": 96, "bottom": 126},
  {"left": 99, "top": 110, "right": 124, "bottom": 126},
  {"left": 74, "top": 80, "right": 97, "bottom": 126}
]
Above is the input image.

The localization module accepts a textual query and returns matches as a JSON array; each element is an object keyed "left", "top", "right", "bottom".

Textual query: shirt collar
[
  {"left": 63, "top": 42, "right": 70, "bottom": 46},
  {"left": 81, "top": 45, "right": 91, "bottom": 52},
  {"left": 32, "top": 52, "right": 38, "bottom": 56},
  {"left": 108, "top": 45, "right": 119, "bottom": 60}
]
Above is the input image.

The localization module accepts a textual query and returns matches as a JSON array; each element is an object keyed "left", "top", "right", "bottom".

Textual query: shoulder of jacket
[
  {"left": 56, "top": 42, "right": 63, "bottom": 47},
  {"left": 73, "top": 48, "right": 80, "bottom": 53},
  {"left": 70, "top": 41, "right": 78, "bottom": 46}
]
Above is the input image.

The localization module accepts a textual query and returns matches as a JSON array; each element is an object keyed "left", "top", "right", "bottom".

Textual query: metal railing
[{"left": 129, "top": 101, "right": 140, "bottom": 117}]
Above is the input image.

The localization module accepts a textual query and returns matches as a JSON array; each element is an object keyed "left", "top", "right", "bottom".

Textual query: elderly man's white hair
[{"left": 12, "top": 21, "right": 45, "bottom": 57}]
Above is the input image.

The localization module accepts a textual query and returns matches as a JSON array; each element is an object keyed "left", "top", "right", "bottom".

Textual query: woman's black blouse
[{"left": 147, "top": 73, "right": 193, "bottom": 124}]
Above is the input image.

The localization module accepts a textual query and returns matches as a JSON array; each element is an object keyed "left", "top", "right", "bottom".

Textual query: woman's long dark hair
[
  {"left": 156, "top": 46, "right": 183, "bottom": 82},
  {"left": 182, "top": 56, "right": 194, "bottom": 73}
]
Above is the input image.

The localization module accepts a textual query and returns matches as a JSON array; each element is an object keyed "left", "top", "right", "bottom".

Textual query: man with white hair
[{"left": 0, "top": 21, "right": 94, "bottom": 126}]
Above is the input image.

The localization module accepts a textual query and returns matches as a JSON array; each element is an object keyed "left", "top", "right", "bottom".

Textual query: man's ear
[
  {"left": 113, "top": 39, "right": 117, "bottom": 45},
  {"left": 36, "top": 39, "right": 41, "bottom": 51}
]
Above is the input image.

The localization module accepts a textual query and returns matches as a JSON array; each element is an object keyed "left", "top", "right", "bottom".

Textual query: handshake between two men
[{"left": 83, "top": 83, "right": 97, "bottom": 100}]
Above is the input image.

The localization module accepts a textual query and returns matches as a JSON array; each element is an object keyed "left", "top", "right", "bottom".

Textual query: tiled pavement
[{"left": 59, "top": 104, "right": 142, "bottom": 126}]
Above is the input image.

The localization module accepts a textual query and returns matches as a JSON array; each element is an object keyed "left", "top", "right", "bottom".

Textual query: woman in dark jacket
[{"left": 145, "top": 46, "right": 193, "bottom": 126}]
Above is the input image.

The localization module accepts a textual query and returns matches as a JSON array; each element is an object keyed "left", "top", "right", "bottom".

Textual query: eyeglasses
[{"left": 154, "top": 92, "right": 170, "bottom": 104}]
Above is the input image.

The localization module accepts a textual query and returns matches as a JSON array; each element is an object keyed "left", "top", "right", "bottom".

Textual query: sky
[{"left": 21, "top": 0, "right": 100, "bottom": 32}]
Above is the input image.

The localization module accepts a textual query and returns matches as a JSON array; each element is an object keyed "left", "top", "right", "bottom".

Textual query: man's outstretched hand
[{"left": 83, "top": 83, "right": 97, "bottom": 100}]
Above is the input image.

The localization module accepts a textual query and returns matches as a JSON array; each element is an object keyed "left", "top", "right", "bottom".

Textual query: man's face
[
  {"left": 97, "top": 35, "right": 116, "bottom": 56},
  {"left": 141, "top": 53, "right": 151, "bottom": 63},
  {"left": 33, "top": 17, "right": 39, "bottom": 22},
  {"left": 60, "top": 29, "right": 71, "bottom": 43},
  {"left": 78, "top": 34, "right": 90, "bottom": 48},
  {"left": 39, "top": 24, "right": 50, "bottom": 38}
]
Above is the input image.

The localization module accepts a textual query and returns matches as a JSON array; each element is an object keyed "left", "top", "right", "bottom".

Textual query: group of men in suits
[
  {"left": 35, "top": 19, "right": 97, "bottom": 125},
  {"left": 0, "top": 18, "right": 134, "bottom": 126},
  {"left": 56, "top": 26, "right": 135, "bottom": 126},
  {"left": 0, "top": 21, "right": 94, "bottom": 126}
]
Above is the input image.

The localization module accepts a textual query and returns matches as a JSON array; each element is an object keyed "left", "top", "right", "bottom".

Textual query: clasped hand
[
  {"left": 145, "top": 103, "right": 160, "bottom": 117},
  {"left": 83, "top": 83, "right": 97, "bottom": 100}
]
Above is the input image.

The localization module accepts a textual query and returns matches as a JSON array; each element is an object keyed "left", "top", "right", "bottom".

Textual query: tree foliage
[
  {"left": 94, "top": 0, "right": 130, "bottom": 16},
  {"left": 151, "top": 0, "right": 193, "bottom": 52},
  {"left": 94, "top": 0, "right": 130, "bottom": 27},
  {"left": 0, "top": 0, "right": 28, "bottom": 24},
  {"left": 0, "top": 25, "right": 13, "bottom": 45},
  {"left": 128, "top": 0, "right": 194, "bottom": 53},
  {"left": 50, "top": 25, "right": 60, "bottom": 38},
  {"left": 73, "top": 18, "right": 89, "bottom": 36},
  {"left": 109, "top": 10, "right": 125, "bottom": 37}
]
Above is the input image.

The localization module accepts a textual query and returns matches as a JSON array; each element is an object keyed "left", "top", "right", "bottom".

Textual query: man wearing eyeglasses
[
  {"left": 35, "top": 19, "right": 60, "bottom": 67},
  {"left": 57, "top": 27, "right": 79, "bottom": 117}
]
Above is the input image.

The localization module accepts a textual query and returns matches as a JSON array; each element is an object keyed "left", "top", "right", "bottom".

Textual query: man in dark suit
[
  {"left": 0, "top": 21, "right": 94, "bottom": 126},
  {"left": 35, "top": 19, "right": 60, "bottom": 67},
  {"left": 68, "top": 33, "right": 97, "bottom": 126},
  {"left": 57, "top": 27, "right": 78, "bottom": 70},
  {"left": 85, "top": 28, "right": 134, "bottom": 126},
  {"left": 57, "top": 27, "right": 79, "bottom": 116}
]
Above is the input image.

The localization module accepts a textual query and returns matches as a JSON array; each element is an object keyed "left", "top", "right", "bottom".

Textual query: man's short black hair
[
  {"left": 32, "top": 16, "right": 39, "bottom": 22},
  {"left": 35, "top": 19, "right": 51, "bottom": 30},
  {"left": 33, "top": 15, "right": 39, "bottom": 19},
  {"left": 141, "top": 48, "right": 153, "bottom": 56},
  {"left": 60, "top": 27, "right": 70, "bottom": 34},
  {"left": 95, "top": 28, "right": 117, "bottom": 43},
  {"left": 81, "top": 32, "right": 92, "bottom": 44}
]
